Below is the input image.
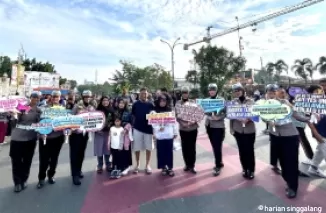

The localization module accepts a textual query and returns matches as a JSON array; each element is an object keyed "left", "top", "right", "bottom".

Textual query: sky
[{"left": 0, "top": 0, "right": 325, "bottom": 84}]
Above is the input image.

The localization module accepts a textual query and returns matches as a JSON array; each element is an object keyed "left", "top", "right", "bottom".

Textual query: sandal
[
  {"left": 168, "top": 169, "right": 175, "bottom": 177},
  {"left": 161, "top": 169, "right": 168, "bottom": 176}
]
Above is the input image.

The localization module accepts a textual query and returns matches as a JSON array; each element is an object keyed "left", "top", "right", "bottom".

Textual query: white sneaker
[
  {"left": 308, "top": 166, "right": 326, "bottom": 178},
  {"left": 301, "top": 159, "right": 313, "bottom": 165},
  {"left": 121, "top": 167, "right": 130, "bottom": 176}
]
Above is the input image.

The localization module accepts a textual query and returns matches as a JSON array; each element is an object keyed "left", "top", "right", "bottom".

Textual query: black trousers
[
  {"left": 234, "top": 132, "right": 256, "bottom": 172},
  {"left": 270, "top": 134, "right": 299, "bottom": 191},
  {"left": 38, "top": 135, "right": 65, "bottom": 180},
  {"left": 270, "top": 134, "right": 279, "bottom": 167},
  {"left": 111, "top": 147, "right": 132, "bottom": 171},
  {"left": 9, "top": 140, "right": 37, "bottom": 185},
  {"left": 69, "top": 133, "right": 88, "bottom": 177},
  {"left": 179, "top": 129, "right": 198, "bottom": 168},
  {"left": 297, "top": 127, "right": 314, "bottom": 160},
  {"left": 206, "top": 127, "right": 225, "bottom": 168}
]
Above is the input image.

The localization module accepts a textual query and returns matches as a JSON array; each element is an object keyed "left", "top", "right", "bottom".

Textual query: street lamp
[{"left": 160, "top": 37, "right": 181, "bottom": 93}]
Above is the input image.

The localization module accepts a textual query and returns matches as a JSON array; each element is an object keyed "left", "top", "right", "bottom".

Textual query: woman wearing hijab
[
  {"left": 175, "top": 86, "right": 198, "bottom": 174},
  {"left": 264, "top": 84, "right": 311, "bottom": 198},
  {"left": 94, "top": 96, "right": 114, "bottom": 173},
  {"left": 205, "top": 83, "right": 226, "bottom": 176},
  {"left": 229, "top": 84, "right": 256, "bottom": 179},
  {"left": 153, "top": 95, "right": 177, "bottom": 176},
  {"left": 9, "top": 92, "right": 41, "bottom": 193}
]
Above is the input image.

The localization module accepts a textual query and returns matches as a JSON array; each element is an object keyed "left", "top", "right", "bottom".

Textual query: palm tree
[
  {"left": 265, "top": 59, "right": 288, "bottom": 83},
  {"left": 291, "top": 58, "right": 313, "bottom": 84},
  {"left": 315, "top": 56, "right": 326, "bottom": 75}
]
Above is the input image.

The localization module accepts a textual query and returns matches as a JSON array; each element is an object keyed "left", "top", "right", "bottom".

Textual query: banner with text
[
  {"left": 226, "top": 101, "right": 259, "bottom": 122},
  {"left": 175, "top": 103, "right": 204, "bottom": 123},
  {"left": 294, "top": 94, "right": 326, "bottom": 114},
  {"left": 0, "top": 96, "right": 28, "bottom": 112},
  {"left": 196, "top": 98, "right": 225, "bottom": 113},
  {"left": 146, "top": 111, "right": 176, "bottom": 125},
  {"left": 251, "top": 99, "right": 292, "bottom": 121}
]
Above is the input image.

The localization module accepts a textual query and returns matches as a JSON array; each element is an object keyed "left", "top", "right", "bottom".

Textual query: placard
[
  {"left": 175, "top": 103, "right": 204, "bottom": 123},
  {"left": 76, "top": 111, "right": 105, "bottom": 132},
  {"left": 32, "top": 119, "right": 53, "bottom": 135},
  {"left": 0, "top": 96, "right": 28, "bottom": 112},
  {"left": 288, "top": 87, "right": 307, "bottom": 97},
  {"left": 40, "top": 107, "right": 72, "bottom": 119},
  {"left": 52, "top": 116, "right": 84, "bottom": 131},
  {"left": 251, "top": 99, "right": 292, "bottom": 121},
  {"left": 196, "top": 98, "right": 225, "bottom": 113},
  {"left": 226, "top": 101, "right": 259, "bottom": 121},
  {"left": 146, "top": 111, "right": 176, "bottom": 125},
  {"left": 294, "top": 94, "right": 326, "bottom": 114}
]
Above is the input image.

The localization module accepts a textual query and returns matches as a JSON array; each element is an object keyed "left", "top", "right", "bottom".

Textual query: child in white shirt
[{"left": 108, "top": 117, "right": 133, "bottom": 178}]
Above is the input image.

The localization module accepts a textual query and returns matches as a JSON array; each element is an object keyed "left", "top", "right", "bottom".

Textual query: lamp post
[{"left": 160, "top": 37, "right": 181, "bottom": 93}]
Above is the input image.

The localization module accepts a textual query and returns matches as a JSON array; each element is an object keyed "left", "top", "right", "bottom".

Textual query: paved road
[{"left": 0, "top": 121, "right": 326, "bottom": 213}]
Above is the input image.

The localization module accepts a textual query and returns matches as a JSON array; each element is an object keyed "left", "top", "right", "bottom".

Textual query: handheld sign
[
  {"left": 252, "top": 99, "right": 292, "bottom": 129},
  {"left": 0, "top": 96, "right": 28, "bottom": 112},
  {"left": 196, "top": 98, "right": 225, "bottom": 113},
  {"left": 146, "top": 111, "right": 176, "bottom": 125},
  {"left": 32, "top": 119, "right": 53, "bottom": 145},
  {"left": 40, "top": 107, "right": 71, "bottom": 119},
  {"left": 288, "top": 87, "right": 307, "bottom": 97},
  {"left": 175, "top": 103, "right": 204, "bottom": 123},
  {"left": 77, "top": 111, "right": 105, "bottom": 132},
  {"left": 52, "top": 116, "right": 84, "bottom": 131},
  {"left": 294, "top": 94, "right": 326, "bottom": 114},
  {"left": 226, "top": 101, "right": 259, "bottom": 126}
]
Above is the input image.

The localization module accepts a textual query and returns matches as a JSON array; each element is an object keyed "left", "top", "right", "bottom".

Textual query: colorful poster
[
  {"left": 32, "top": 119, "right": 53, "bottom": 135},
  {"left": 288, "top": 87, "right": 307, "bottom": 97},
  {"left": 175, "top": 103, "right": 204, "bottom": 123},
  {"left": 0, "top": 96, "right": 28, "bottom": 112},
  {"left": 251, "top": 99, "right": 292, "bottom": 121},
  {"left": 76, "top": 111, "right": 105, "bottom": 132},
  {"left": 52, "top": 116, "right": 84, "bottom": 131},
  {"left": 40, "top": 107, "right": 72, "bottom": 119},
  {"left": 294, "top": 94, "right": 326, "bottom": 114},
  {"left": 226, "top": 101, "right": 259, "bottom": 122},
  {"left": 196, "top": 98, "right": 225, "bottom": 113},
  {"left": 146, "top": 111, "right": 176, "bottom": 125}
]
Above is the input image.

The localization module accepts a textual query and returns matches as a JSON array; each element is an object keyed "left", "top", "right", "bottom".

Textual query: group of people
[{"left": 4, "top": 79, "right": 326, "bottom": 201}]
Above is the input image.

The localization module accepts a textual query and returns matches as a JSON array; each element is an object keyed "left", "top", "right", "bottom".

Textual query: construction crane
[{"left": 183, "top": 0, "right": 324, "bottom": 50}]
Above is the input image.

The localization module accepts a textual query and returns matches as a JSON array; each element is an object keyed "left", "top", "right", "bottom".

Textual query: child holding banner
[{"left": 153, "top": 95, "right": 177, "bottom": 177}]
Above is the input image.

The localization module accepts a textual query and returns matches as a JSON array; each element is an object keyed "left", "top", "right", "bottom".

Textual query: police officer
[
  {"left": 175, "top": 86, "right": 198, "bottom": 174},
  {"left": 229, "top": 84, "right": 256, "bottom": 179},
  {"left": 205, "top": 83, "right": 226, "bottom": 176},
  {"left": 264, "top": 84, "right": 310, "bottom": 198},
  {"left": 69, "top": 90, "right": 96, "bottom": 185},
  {"left": 37, "top": 90, "right": 65, "bottom": 189}
]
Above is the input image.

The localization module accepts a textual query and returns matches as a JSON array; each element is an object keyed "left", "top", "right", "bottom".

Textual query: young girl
[
  {"left": 94, "top": 96, "right": 114, "bottom": 173},
  {"left": 153, "top": 95, "right": 178, "bottom": 177},
  {"left": 108, "top": 116, "right": 133, "bottom": 179}
]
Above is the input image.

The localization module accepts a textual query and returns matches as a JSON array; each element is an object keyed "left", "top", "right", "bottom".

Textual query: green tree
[
  {"left": 69, "top": 80, "right": 77, "bottom": 89},
  {"left": 77, "top": 81, "right": 113, "bottom": 96},
  {"left": 0, "top": 56, "right": 12, "bottom": 76},
  {"left": 265, "top": 59, "right": 288, "bottom": 83},
  {"left": 59, "top": 77, "right": 67, "bottom": 85},
  {"left": 315, "top": 56, "right": 326, "bottom": 75},
  {"left": 192, "top": 45, "right": 246, "bottom": 95},
  {"left": 185, "top": 70, "right": 199, "bottom": 88},
  {"left": 292, "top": 58, "right": 313, "bottom": 84}
]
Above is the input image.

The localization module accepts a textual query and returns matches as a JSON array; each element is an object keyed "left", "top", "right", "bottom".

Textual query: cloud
[{"left": 0, "top": 0, "right": 325, "bottom": 84}]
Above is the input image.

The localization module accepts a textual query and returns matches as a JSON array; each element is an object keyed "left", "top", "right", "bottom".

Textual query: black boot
[
  {"left": 14, "top": 185, "right": 22, "bottom": 193},
  {"left": 285, "top": 188, "right": 297, "bottom": 199},
  {"left": 213, "top": 167, "right": 221, "bottom": 176},
  {"left": 37, "top": 180, "right": 45, "bottom": 189},
  {"left": 48, "top": 177, "right": 56, "bottom": 184},
  {"left": 72, "top": 176, "right": 81, "bottom": 185}
]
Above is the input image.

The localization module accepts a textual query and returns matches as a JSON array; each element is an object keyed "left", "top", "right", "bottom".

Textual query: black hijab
[{"left": 154, "top": 95, "right": 171, "bottom": 113}]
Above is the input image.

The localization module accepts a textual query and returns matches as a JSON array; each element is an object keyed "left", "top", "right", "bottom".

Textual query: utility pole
[
  {"left": 160, "top": 38, "right": 181, "bottom": 93},
  {"left": 206, "top": 26, "right": 213, "bottom": 45},
  {"left": 235, "top": 17, "right": 243, "bottom": 57},
  {"left": 95, "top": 69, "right": 98, "bottom": 84}
]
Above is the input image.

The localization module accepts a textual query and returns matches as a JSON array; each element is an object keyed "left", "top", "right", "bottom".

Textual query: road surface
[{"left": 0, "top": 121, "right": 326, "bottom": 213}]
